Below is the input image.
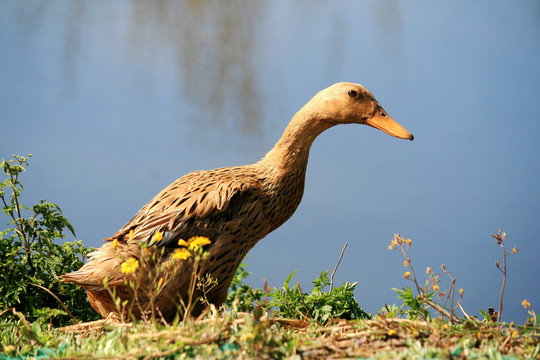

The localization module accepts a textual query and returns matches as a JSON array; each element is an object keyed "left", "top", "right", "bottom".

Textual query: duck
[{"left": 61, "top": 82, "right": 413, "bottom": 321}]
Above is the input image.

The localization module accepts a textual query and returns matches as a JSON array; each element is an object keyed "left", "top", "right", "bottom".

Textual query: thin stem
[
  {"left": 420, "top": 294, "right": 461, "bottom": 324},
  {"left": 296, "top": 282, "right": 310, "bottom": 319},
  {"left": 400, "top": 245, "right": 428, "bottom": 321},
  {"left": 31, "top": 283, "right": 78, "bottom": 324},
  {"left": 449, "top": 278, "right": 456, "bottom": 323},
  {"left": 498, "top": 241, "right": 507, "bottom": 323},
  {"left": 441, "top": 268, "right": 457, "bottom": 322},
  {"left": 457, "top": 301, "right": 471, "bottom": 320},
  {"left": 330, "top": 242, "right": 348, "bottom": 292},
  {"left": 9, "top": 173, "right": 36, "bottom": 274},
  {"left": 183, "top": 256, "right": 200, "bottom": 322},
  {"left": 400, "top": 247, "right": 421, "bottom": 295}
]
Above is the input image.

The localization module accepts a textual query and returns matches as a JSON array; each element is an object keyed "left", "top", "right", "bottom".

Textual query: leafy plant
[
  {"left": 391, "top": 286, "right": 432, "bottom": 320},
  {"left": 225, "top": 261, "right": 265, "bottom": 312},
  {"left": 387, "top": 234, "right": 465, "bottom": 322},
  {"left": 269, "top": 270, "right": 371, "bottom": 324},
  {"left": 0, "top": 154, "right": 98, "bottom": 325}
]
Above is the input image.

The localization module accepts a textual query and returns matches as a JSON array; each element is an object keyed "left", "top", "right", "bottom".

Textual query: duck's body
[{"left": 62, "top": 82, "right": 413, "bottom": 321}]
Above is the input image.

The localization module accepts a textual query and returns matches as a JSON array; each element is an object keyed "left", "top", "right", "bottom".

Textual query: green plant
[
  {"left": 0, "top": 154, "right": 98, "bottom": 325},
  {"left": 269, "top": 270, "right": 371, "bottom": 324},
  {"left": 225, "top": 261, "right": 265, "bottom": 313},
  {"left": 387, "top": 234, "right": 469, "bottom": 323},
  {"left": 387, "top": 234, "right": 433, "bottom": 321},
  {"left": 390, "top": 286, "right": 432, "bottom": 320}
]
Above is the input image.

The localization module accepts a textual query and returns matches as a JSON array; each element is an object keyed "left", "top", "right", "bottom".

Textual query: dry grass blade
[{"left": 11, "top": 312, "right": 539, "bottom": 359}]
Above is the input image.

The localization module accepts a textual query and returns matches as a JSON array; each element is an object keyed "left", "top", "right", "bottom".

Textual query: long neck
[
  {"left": 260, "top": 105, "right": 330, "bottom": 172},
  {"left": 252, "top": 105, "right": 335, "bottom": 232}
]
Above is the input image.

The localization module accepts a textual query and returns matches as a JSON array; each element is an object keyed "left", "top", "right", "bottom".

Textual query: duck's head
[{"left": 307, "top": 82, "right": 414, "bottom": 141}]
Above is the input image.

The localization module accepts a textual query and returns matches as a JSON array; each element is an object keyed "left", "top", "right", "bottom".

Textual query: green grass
[{"left": 1, "top": 307, "right": 539, "bottom": 359}]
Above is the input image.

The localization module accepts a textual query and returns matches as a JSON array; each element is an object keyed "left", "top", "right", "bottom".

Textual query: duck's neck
[{"left": 260, "top": 106, "right": 330, "bottom": 173}]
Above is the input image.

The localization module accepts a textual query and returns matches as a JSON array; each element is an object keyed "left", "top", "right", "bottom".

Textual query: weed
[
  {"left": 387, "top": 234, "right": 433, "bottom": 321},
  {"left": 268, "top": 270, "right": 371, "bottom": 324},
  {"left": 100, "top": 233, "right": 216, "bottom": 323},
  {"left": 226, "top": 244, "right": 370, "bottom": 324},
  {"left": 386, "top": 234, "right": 466, "bottom": 323},
  {"left": 522, "top": 299, "right": 538, "bottom": 330},
  {"left": 224, "top": 262, "right": 265, "bottom": 312},
  {"left": 492, "top": 228, "right": 518, "bottom": 322},
  {"left": 0, "top": 154, "right": 97, "bottom": 326},
  {"left": 390, "top": 286, "right": 431, "bottom": 320}
]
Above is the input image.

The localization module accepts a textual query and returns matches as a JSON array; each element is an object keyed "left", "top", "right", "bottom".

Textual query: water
[{"left": 1, "top": 0, "right": 539, "bottom": 323}]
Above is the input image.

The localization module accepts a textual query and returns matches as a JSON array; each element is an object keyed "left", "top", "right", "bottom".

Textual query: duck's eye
[
  {"left": 348, "top": 90, "right": 357, "bottom": 97},
  {"left": 381, "top": 112, "right": 387, "bottom": 117}
]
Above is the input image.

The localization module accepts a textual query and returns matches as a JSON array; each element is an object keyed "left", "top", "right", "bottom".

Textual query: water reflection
[
  {"left": 6, "top": 1, "right": 409, "bottom": 137},
  {"left": 60, "top": 1, "right": 85, "bottom": 99},
  {"left": 129, "top": 1, "right": 265, "bottom": 135},
  {"left": 9, "top": 1, "right": 265, "bottom": 136},
  {"left": 373, "top": 0, "right": 403, "bottom": 57}
]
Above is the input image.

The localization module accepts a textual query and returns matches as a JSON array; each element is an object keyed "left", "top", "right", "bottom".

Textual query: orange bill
[{"left": 365, "top": 113, "right": 414, "bottom": 141}]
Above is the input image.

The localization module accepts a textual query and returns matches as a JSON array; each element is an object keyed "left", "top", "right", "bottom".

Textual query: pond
[{"left": 1, "top": 1, "right": 539, "bottom": 323}]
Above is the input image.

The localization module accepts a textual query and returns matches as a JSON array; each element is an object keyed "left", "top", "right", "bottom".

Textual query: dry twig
[{"left": 330, "top": 242, "right": 348, "bottom": 291}]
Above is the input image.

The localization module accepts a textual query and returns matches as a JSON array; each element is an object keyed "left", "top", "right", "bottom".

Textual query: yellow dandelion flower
[
  {"left": 433, "top": 284, "right": 440, "bottom": 292},
  {"left": 511, "top": 330, "right": 519, "bottom": 338},
  {"left": 172, "top": 248, "right": 191, "bottom": 260},
  {"left": 157, "top": 277, "right": 164, "bottom": 289},
  {"left": 412, "top": 330, "right": 419, "bottom": 337},
  {"left": 459, "top": 288, "right": 464, "bottom": 295},
  {"left": 152, "top": 231, "right": 163, "bottom": 244},
  {"left": 390, "top": 240, "right": 398, "bottom": 248},
  {"left": 129, "top": 229, "right": 135, "bottom": 241},
  {"left": 403, "top": 271, "right": 410, "bottom": 279},
  {"left": 387, "top": 329, "right": 396, "bottom": 336},
  {"left": 178, "top": 239, "right": 189, "bottom": 247},
  {"left": 187, "top": 236, "right": 211, "bottom": 250},
  {"left": 120, "top": 257, "right": 139, "bottom": 275},
  {"left": 112, "top": 238, "right": 118, "bottom": 250},
  {"left": 403, "top": 260, "right": 409, "bottom": 267},
  {"left": 522, "top": 299, "right": 531, "bottom": 309},
  {"left": 405, "top": 238, "right": 412, "bottom": 246}
]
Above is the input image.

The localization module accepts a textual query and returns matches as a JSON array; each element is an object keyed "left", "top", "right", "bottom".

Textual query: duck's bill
[{"left": 365, "top": 113, "right": 414, "bottom": 141}]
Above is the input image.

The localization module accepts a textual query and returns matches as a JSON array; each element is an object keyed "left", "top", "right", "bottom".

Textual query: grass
[
  {"left": 1, "top": 256, "right": 539, "bottom": 359},
  {"left": 1, "top": 308, "right": 539, "bottom": 359},
  {"left": 1, "top": 154, "right": 539, "bottom": 358}
]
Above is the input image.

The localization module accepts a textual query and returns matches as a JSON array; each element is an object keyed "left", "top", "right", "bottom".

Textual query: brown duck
[{"left": 62, "top": 82, "right": 413, "bottom": 321}]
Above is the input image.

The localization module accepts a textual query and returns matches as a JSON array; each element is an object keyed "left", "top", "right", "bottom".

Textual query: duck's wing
[{"left": 107, "top": 167, "right": 264, "bottom": 247}]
